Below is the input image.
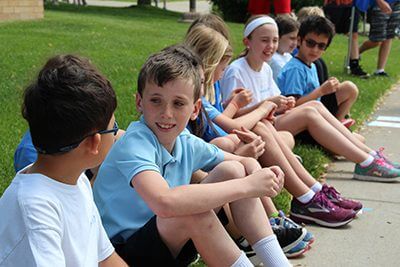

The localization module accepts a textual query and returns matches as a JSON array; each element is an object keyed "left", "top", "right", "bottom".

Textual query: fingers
[{"left": 234, "top": 87, "right": 246, "bottom": 94}]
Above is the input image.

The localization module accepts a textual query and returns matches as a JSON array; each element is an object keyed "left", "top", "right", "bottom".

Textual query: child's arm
[
  {"left": 131, "top": 165, "right": 280, "bottom": 218},
  {"left": 222, "top": 88, "right": 253, "bottom": 118},
  {"left": 100, "top": 252, "right": 128, "bottom": 267},
  {"left": 376, "top": 0, "right": 392, "bottom": 14},
  {"left": 295, "top": 77, "right": 339, "bottom": 106},
  {"left": 213, "top": 100, "right": 277, "bottom": 133}
]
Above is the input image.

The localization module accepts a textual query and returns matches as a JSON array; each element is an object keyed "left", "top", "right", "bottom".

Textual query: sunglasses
[
  {"left": 304, "top": 38, "right": 327, "bottom": 51},
  {"left": 36, "top": 121, "right": 119, "bottom": 154}
]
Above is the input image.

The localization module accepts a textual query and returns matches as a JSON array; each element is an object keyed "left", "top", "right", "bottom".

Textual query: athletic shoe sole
[
  {"left": 290, "top": 213, "right": 355, "bottom": 228},
  {"left": 281, "top": 228, "right": 307, "bottom": 252},
  {"left": 285, "top": 244, "right": 310, "bottom": 258},
  {"left": 353, "top": 174, "right": 400, "bottom": 183}
]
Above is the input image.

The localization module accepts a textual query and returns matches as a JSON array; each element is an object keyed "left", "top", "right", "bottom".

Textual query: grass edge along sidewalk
[{"left": 1, "top": 4, "right": 400, "bottom": 212}]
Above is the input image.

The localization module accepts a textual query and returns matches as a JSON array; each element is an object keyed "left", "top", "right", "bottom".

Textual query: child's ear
[
  {"left": 84, "top": 134, "right": 101, "bottom": 155},
  {"left": 135, "top": 92, "right": 143, "bottom": 113},
  {"left": 243, "top": 37, "right": 250, "bottom": 49},
  {"left": 190, "top": 99, "right": 202, "bottom": 121}
]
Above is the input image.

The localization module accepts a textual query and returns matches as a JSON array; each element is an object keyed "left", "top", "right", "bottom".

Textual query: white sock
[
  {"left": 253, "top": 235, "right": 291, "bottom": 267},
  {"left": 230, "top": 251, "right": 253, "bottom": 267},
  {"left": 310, "top": 182, "right": 323, "bottom": 193},
  {"left": 375, "top": 69, "right": 384, "bottom": 73},
  {"left": 369, "top": 150, "right": 377, "bottom": 157},
  {"left": 297, "top": 190, "right": 315, "bottom": 204},
  {"left": 359, "top": 155, "right": 374, "bottom": 167}
]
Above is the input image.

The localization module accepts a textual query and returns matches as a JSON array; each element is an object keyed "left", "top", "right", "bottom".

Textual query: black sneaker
[
  {"left": 271, "top": 223, "right": 306, "bottom": 253},
  {"left": 350, "top": 65, "right": 370, "bottom": 79},
  {"left": 374, "top": 71, "right": 389, "bottom": 77},
  {"left": 235, "top": 237, "right": 262, "bottom": 266}
]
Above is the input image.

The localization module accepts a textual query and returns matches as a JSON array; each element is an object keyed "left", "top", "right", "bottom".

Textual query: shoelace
[
  {"left": 375, "top": 157, "right": 393, "bottom": 169},
  {"left": 314, "top": 192, "right": 337, "bottom": 210},
  {"left": 322, "top": 185, "right": 342, "bottom": 200},
  {"left": 278, "top": 210, "right": 300, "bottom": 229}
]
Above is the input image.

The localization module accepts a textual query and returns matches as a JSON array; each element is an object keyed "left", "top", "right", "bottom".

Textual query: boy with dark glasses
[
  {"left": 277, "top": 15, "right": 359, "bottom": 123},
  {"left": 0, "top": 55, "right": 127, "bottom": 267}
]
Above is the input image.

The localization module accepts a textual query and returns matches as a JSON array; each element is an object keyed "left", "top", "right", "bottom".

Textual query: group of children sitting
[{"left": 1, "top": 9, "right": 400, "bottom": 267}]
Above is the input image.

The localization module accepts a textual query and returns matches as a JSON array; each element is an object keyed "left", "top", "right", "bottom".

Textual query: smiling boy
[{"left": 93, "top": 45, "right": 291, "bottom": 267}]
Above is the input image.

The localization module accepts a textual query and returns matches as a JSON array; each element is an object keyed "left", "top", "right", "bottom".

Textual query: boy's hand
[
  {"left": 234, "top": 141, "right": 265, "bottom": 159},
  {"left": 233, "top": 127, "right": 265, "bottom": 158},
  {"left": 245, "top": 167, "right": 283, "bottom": 197},
  {"left": 270, "top": 95, "right": 288, "bottom": 108},
  {"left": 232, "top": 127, "right": 259, "bottom": 143},
  {"left": 286, "top": 96, "right": 296, "bottom": 109},
  {"left": 269, "top": 165, "right": 284, "bottom": 191},
  {"left": 319, "top": 77, "right": 339, "bottom": 96},
  {"left": 231, "top": 89, "right": 253, "bottom": 108}
]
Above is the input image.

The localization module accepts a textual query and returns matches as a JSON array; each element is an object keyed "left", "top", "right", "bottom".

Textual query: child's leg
[
  {"left": 335, "top": 81, "right": 359, "bottom": 120},
  {"left": 305, "top": 101, "right": 372, "bottom": 153},
  {"left": 275, "top": 104, "right": 370, "bottom": 163},
  {"left": 158, "top": 161, "right": 249, "bottom": 266},
  {"left": 253, "top": 121, "right": 319, "bottom": 195},
  {"left": 278, "top": 131, "right": 295, "bottom": 150},
  {"left": 201, "top": 160, "right": 290, "bottom": 266}
]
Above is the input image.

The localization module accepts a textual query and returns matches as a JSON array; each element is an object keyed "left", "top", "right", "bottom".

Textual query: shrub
[
  {"left": 292, "top": 0, "right": 324, "bottom": 12},
  {"left": 209, "top": 0, "right": 249, "bottom": 23}
]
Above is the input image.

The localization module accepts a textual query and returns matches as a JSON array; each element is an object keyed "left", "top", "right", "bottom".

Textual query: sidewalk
[
  {"left": 291, "top": 83, "right": 400, "bottom": 267},
  {"left": 85, "top": 0, "right": 211, "bottom": 13}
]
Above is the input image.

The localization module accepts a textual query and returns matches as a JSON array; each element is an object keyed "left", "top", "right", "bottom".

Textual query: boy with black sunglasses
[
  {"left": 277, "top": 15, "right": 359, "bottom": 123},
  {"left": 0, "top": 55, "right": 127, "bottom": 267}
]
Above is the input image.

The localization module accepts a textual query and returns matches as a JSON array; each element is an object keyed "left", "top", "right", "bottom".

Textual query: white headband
[{"left": 244, "top": 16, "right": 277, "bottom": 38}]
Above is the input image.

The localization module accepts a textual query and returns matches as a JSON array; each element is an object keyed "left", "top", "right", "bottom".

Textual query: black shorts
[
  {"left": 321, "top": 92, "right": 339, "bottom": 117},
  {"left": 113, "top": 210, "right": 229, "bottom": 267},
  {"left": 296, "top": 93, "right": 338, "bottom": 146}
]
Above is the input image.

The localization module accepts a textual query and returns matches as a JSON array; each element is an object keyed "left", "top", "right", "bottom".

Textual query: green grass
[{"left": 1, "top": 4, "right": 400, "bottom": 210}]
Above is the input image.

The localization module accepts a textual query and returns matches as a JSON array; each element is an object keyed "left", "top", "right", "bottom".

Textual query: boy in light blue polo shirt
[{"left": 93, "top": 45, "right": 289, "bottom": 267}]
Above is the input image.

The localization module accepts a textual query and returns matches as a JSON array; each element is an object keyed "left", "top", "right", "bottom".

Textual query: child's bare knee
[
  {"left": 211, "top": 137, "right": 235, "bottom": 152},
  {"left": 216, "top": 161, "right": 246, "bottom": 180}
]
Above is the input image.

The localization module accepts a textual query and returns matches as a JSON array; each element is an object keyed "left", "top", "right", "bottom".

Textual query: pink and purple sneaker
[{"left": 290, "top": 191, "right": 356, "bottom": 228}]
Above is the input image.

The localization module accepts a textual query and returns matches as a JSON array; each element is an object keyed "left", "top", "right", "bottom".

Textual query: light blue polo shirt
[
  {"left": 93, "top": 116, "right": 224, "bottom": 242},
  {"left": 201, "top": 97, "right": 228, "bottom": 142},
  {"left": 277, "top": 57, "right": 320, "bottom": 98}
]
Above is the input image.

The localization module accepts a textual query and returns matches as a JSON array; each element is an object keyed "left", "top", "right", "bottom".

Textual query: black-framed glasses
[
  {"left": 36, "top": 121, "right": 119, "bottom": 155},
  {"left": 304, "top": 38, "right": 327, "bottom": 51}
]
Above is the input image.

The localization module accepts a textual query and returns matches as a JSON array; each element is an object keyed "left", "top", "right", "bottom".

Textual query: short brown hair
[
  {"left": 137, "top": 44, "right": 202, "bottom": 102},
  {"left": 22, "top": 54, "right": 117, "bottom": 154}
]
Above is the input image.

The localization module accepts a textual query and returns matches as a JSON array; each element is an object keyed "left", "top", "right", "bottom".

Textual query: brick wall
[{"left": 0, "top": 0, "right": 44, "bottom": 21}]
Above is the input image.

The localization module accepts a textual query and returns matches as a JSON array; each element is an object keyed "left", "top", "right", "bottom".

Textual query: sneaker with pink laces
[
  {"left": 321, "top": 184, "right": 362, "bottom": 212},
  {"left": 375, "top": 147, "right": 400, "bottom": 169},
  {"left": 290, "top": 191, "right": 356, "bottom": 228},
  {"left": 354, "top": 157, "right": 400, "bottom": 182}
]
